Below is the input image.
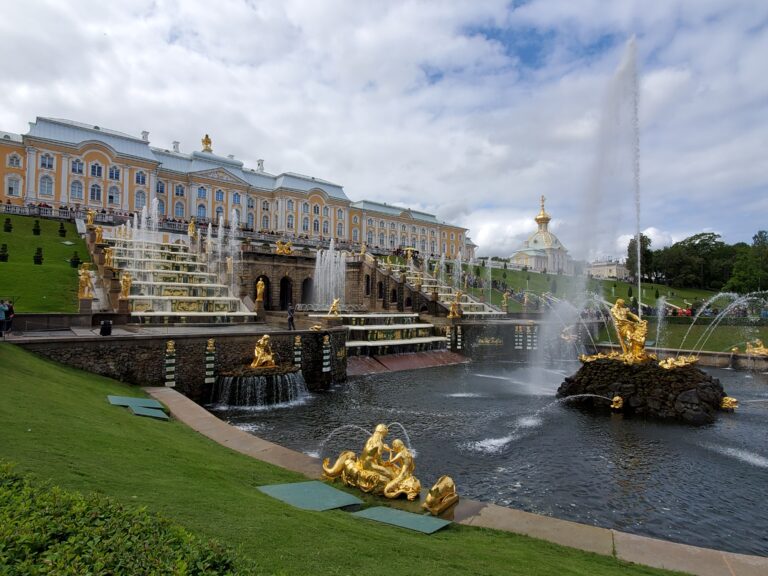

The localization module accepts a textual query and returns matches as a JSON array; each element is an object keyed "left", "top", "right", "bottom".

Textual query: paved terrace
[{"left": 146, "top": 386, "right": 768, "bottom": 576}]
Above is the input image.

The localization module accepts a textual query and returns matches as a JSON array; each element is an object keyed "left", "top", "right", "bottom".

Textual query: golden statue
[
  {"left": 447, "top": 291, "right": 462, "bottom": 319},
  {"left": 422, "top": 476, "right": 459, "bottom": 516},
  {"left": 275, "top": 240, "right": 293, "bottom": 255},
  {"left": 501, "top": 290, "right": 510, "bottom": 309},
  {"left": 433, "top": 262, "right": 439, "bottom": 278},
  {"left": 201, "top": 134, "right": 212, "bottom": 152},
  {"left": 94, "top": 225, "right": 104, "bottom": 244},
  {"left": 166, "top": 340, "right": 175, "bottom": 354},
  {"left": 658, "top": 355, "right": 697, "bottom": 369},
  {"left": 226, "top": 256, "right": 233, "bottom": 274},
  {"left": 206, "top": 338, "right": 216, "bottom": 352},
  {"left": 359, "top": 243, "right": 366, "bottom": 255},
  {"left": 720, "top": 396, "right": 738, "bottom": 410},
  {"left": 86, "top": 208, "right": 95, "bottom": 226},
  {"left": 322, "top": 424, "right": 421, "bottom": 501},
  {"left": 255, "top": 278, "right": 265, "bottom": 302},
  {"left": 188, "top": 218, "right": 196, "bottom": 239},
  {"left": 77, "top": 264, "right": 94, "bottom": 299},
  {"left": 119, "top": 271, "right": 132, "bottom": 299},
  {"left": 328, "top": 298, "right": 340, "bottom": 316},
  {"left": 611, "top": 396, "right": 624, "bottom": 410},
  {"left": 745, "top": 339, "right": 768, "bottom": 356},
  {"left": 103, "top": 247, "right": 113, "bottom": 268},
  {"left": 250, "top": 334, "right": 276, "bottom": 368},
  {"left": 610, "top": 299, "right": 649, "bottom": 363}
]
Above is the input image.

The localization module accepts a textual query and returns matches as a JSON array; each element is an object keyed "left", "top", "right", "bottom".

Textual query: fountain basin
[{"left": 212, "top": 365, "right": 309, "bottom": 407}]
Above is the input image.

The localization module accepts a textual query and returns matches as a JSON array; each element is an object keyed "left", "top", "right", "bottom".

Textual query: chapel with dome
[{"left": 510, "top": 196, "right": 574, "bottom": 275}]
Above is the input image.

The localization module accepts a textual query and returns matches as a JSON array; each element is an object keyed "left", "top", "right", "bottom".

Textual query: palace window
[
  {"left": 337, "top": 222, "right": 344, "bottom": 237},
  {"left": 262, "top": 215, "right": 269, "bottom": 230},
  {"left": 197, "top": 204, "right": 206, "bottom": 219},
  {"left": 232, "top": 192, "right": 241, "bottom": 205},
  {"left": 313, "top": 219, "right": 319, "bottom": 233},
  {"left": 215, "top": 206, "right": 223, "bottom": 221},
  {"left": 71, "top": 159, "right": 83, "bottom": 174},
  {"left": 411, "top": 226, "right": 416, "bottom": 233},
  {"left": 8, "top": 154, "right": 21, "bottom": 168},
  {"left": 353, "top": 215, "right": 358, "bottom": 224},
  {"left": 421, "top": 227, "right": 426, "bottom": 235},
  {"left": 389, "top": 234, "right": 395, "bottom": 248},
  {"left": 367, "top": 231, "right": 373, "bottom": 245},
  {"left": 247, "top": 212, "right": 254, "bottom": 229},
  {"left": 302, "top": 202, "right": 309, "bottom": 214},
  {"left": 287, "top": 199, "right": 294, "bottom": 211},
  {"left": 156, "top": 180, "right": 165, "bottom": 195},
  {"left": 323, "top": 206, "right": 329, "bottom": 217},
  {"left": 322, "top": 221, "right": 329, "bottom": 235},
  {"left": 313, "top": 204, "right": 320, "bottom": 215},
  {"left": 134, "top": 190, "right": 146, "bottom": 209},
  {"left": 39, "top": 175, "right": 53, "bottom": 196},
  {"left": 135, "top": 171, "right": 146, "bottom": 185},
  {"left": 379, "top": 220, "right": 385, "bottom": 228},
  {"left": 197, "top": 186, "right": 207, "bottom": 200},
  {"left": 109, "top": 186, "right": 121, "bottom": 205},
  {"left": 337, "top": 208, "right": 343, "bottom": 220},
  {"left": 90, "top": 162, "right": 102, "bottom": 178},
  {"left": 247, "top": 196, "right": 254, "bottom": 209},
  {"left": 70, "top": 181, "right": 83, "bottom": 200},
  {"left": 215, "top": 189, "right": 224, "bottom": 202},
  {"left": 378, "top": 232, "right": 385, "bottom": 246},
  {"left": 352, "top": 228, "right": 359, "bottom": 242},
  {"left": 400, "top": 224, "right": 406, "bottom": 232},
  {"left": 430, "top": 241, "right": 436, "bottom": 253},
  {"left": 157, "top": 199, "right": 165, "bottom": 215},
  {"left": 390, "top": 222, "right": 395, "bottom": 230},
  {"left": 89, "top": 183, "right": 102, "bottom": 202},
  {"left": 262, "top": 200, "right": 270, "bottom": 211},
  {"left": 40, "top": 154, "right": 54, "bottom": 170},
  {"left": 420, "top": 239, "right": 426, "bottom": 251},
  {"left": 7, "top": 177, "right": 21, "bottom": 196},
  {"left": 287, "top": 214, "right": 294, "bottom": 229},
  {"left": 174, "top": 201, "right": 184, "bottom": 218},
  {"left": 367, "top": 218, "right": 373, "bottom": 226},
  {"left": 108, "top": 166, "right": 120, "bottom": 181},
  {"left": 401, "top": 234, "right": 407, "bottom": 246},
  {"left": 174, "top": 184, "right": 185, "bottom": 197},
  {"left": 233, "top": 208, "right": 241, "bottom": 224},
  {"left": 302, "top": 217, "right": 309, "bottom": 232}
]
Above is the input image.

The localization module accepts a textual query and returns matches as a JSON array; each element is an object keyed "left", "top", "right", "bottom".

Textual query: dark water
[{"left": 209, "top": 362, "right": 768, "bottom": 556}]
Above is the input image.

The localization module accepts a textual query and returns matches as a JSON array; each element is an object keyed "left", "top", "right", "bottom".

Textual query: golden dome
[{"left": 534, "top": 195, "right": 551, "bottom": 226}]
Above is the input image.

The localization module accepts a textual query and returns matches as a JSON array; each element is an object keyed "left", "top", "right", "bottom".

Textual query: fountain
[{"left": 313, "top": 239, "right": 346, "bottom": 309}]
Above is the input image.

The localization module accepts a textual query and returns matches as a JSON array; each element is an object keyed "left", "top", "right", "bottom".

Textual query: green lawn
[
  {"left": 0, "top": 214, "right": 89, "bottom": 312},
  {"left": 598, "top": 322, "right": 768, "bottom": 353},
  {"left": 0, "top": 343, "right": 677, "bottom": 576}
]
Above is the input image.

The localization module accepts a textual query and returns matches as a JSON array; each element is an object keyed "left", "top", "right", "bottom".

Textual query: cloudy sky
[{"left": 2, "top": 0, "right": 766, "bottom": 259}]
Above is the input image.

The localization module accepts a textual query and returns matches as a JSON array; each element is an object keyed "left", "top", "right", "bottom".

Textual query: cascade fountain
[{"left": 313, "top": 239, "right": 346, "bottom": 309}]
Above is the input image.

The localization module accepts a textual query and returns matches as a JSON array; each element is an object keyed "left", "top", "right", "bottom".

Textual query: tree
[
  {"left": 628, "top": 285, "right": 633, "bottom": 298},
  {"left": 626, "top": 233, "right": 652, "bottom": 281}
]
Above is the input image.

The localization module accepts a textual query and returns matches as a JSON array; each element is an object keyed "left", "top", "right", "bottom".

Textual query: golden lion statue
[
  {"left": 422, "top": 475, "right": 459, "bottom": 515},
  {"left": 275, "top": 240, "right": 293, "bottom": 255}
]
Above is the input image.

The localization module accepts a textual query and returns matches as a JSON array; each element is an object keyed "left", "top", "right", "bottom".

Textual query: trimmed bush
[
  {"left": 58, "top": 222, "right": 67, "bottom": 238},
  {"left": 0, "top": 244, "right": 7, "bottom": 263},
  {"left": 0, "top": 462, "right": 241, "bottom": 575},
  {"left": 3, "top": 218, "right": 11, "bottom": 232},
  {"left": 70, "top": 251, "right": 81, "bottom": 268},
  {"left": 33, "top": 247, "right": 43, "bottom": 265},
  {"left": 32, "top": 220, "right": 41, "bottom": 236}
]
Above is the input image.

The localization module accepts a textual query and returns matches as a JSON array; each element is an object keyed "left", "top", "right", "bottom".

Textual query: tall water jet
[{"left": 314, "top": 239, "right": 346, "bottom": 308}]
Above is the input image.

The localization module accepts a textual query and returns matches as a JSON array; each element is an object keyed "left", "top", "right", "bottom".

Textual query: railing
[
  {"left": 295, "top": 303, "right": 367, "bottom": 313},
  {"left": 1, "top": 203, "right": 115, "bottom": 224}
]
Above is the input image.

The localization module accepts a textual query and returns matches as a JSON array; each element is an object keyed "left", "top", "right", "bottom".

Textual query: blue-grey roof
[
  {"left": 274, "top": 173, "right": 348, "bottom": 200},
  {"left": 351, "top": 200, "right": 443, "bottom": 225},
  {"left": 1, "top": 131, "right": 22, "bottom": 143},
  {"left": 27, "top": 118, "right": 158, "bottom": 163}
]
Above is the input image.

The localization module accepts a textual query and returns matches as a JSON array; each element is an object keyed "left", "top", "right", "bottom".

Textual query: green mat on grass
[
  {"left": 351, "top": 506, "right": 451, "bottom": 534},
  {"left": 108, "top": 395, "right": 164, "bottom": 410},
  {"left": 258, "top": 481, "right": 363, "bottom": 511},
  {"left": 129, "top": 405, "right": 169, "bottom": 420}
]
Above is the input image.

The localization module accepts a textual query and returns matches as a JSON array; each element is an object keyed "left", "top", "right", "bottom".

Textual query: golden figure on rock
[
  {"left": 610, "top": 299, "right": 650, "bottom": 363},
  {"left": 275, "top": 240, "right": 293, "bottom": 255},
  {"left": 206, "top": 338, "right": 216, "bottom": 352},
  {"left": 94, "top": 226, "right": 104, "bottom": 244},
  {"left": 166, "top": 340, "right": 176, "bottom": 354},
  {"left": 250, "top": 334, "right": 277, "bottom": 368},
  {"left": 447, "top": 291, "right": 462, "bottom": 319},
  {"left": 328, "top": 298, "right": 340, "bottom": 316},
  {"left": 501, "top": 290, "right": 510, "bottom": 310},
  {"left": 745, "top": 339, "right": 768, "bottom": 356},
  {"left": 720, "top": 396, "right": 738, "bottom": 410},
  {"left": 658, "top": 355, "right": 698, "bottom": 369},
  {"left": 78, "top": 264, "right": 94, "bottom": 299},
  {"left": 611, "top": 396, "right": 624, "bottom": 410},
  {"left": 103, "top": 246, "right": 113, "bottom": 268},
  {"left": 422, "top": 475, "right": 459, "bottom": 516},
  {"left": 322, "top": 424, "right": 421, "bottom": 501},
  {"left": 256, "top": 278, "right": 265, "bottom": 302},
  {"left": 119, "top": 271, "right": 132, "bottom": 299},
  {"left": 86, "top": 209, "right": 95, "bottom": 226},
  {"left": 188, "top": 218, "right": 196, "bottom": 240}
]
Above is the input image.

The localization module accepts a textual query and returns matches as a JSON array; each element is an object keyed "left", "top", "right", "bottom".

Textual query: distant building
[
  {"left": 510, "top": 196, "right": 573, "bottom": 275},
  {"left": 589, "top": 260, "right": 629, "bottom": 280}
]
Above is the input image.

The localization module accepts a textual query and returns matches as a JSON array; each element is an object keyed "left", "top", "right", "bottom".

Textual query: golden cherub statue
[
  {"left": 328, "top": 298, "right": 340, "bottom": 316},
  {"left": 103, "top": 247, "right": 113, "bottom": 268},
  {"left": 201, "top": 134, "right": 212, "bottom": 152},
  {"left": 206, "top": 338, "right": 216, "bottom": 352},
  {"left": 250, "top": 334, "right": 277, "bottom": 368},
  {"left": 611, "top": 396, "right": 624, "bottom": 410},
  {"left": 610, "top": 298, "right": 649, "bottom": 363},
  {"left": 322, "top": 424, "right": 422, "bottom": 501},
  {"left": 78, "top": 264, "right": 94, "bottom": 299},
  {"left": 94, "top": 225, "right": 104, "bottom": 244},
  {"left": 166, "top": 340, "right": 175, "bottom": 354},
  {"left": 86, "top": 208, "right": 95, "bottom": 226},
  {"left": 447, "top": 291, "right": 462, "bottom": 319},
  {"left": 188, "top": 217, "right": 196, "bottom": 239},
  {"left": 119, "top": 271, "right": 132, "bottom": 299},
  {"left": 745, "top": 339, "right": 768, "bottom": 356}
]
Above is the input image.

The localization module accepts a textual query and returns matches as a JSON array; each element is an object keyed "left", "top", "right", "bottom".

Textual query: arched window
[
  {"left": 197, "top": 186, "right": 207, "bottom": 199},
  {"left": 389, "top": 234, "right": 395, "bottom": 248},
  {"left": 197, "top": 204, "right": 207, "bottom": 219},
  {"left": 322, "top": 221, "right": 329, "bottom": 235},
  {"left": 174, "top": 201, "right": 184, "bottom": 218},
  {"left": 247, "top": 196, "right": 254, "bottom": 209},
  {"left": 400, "top": 234, "right": 407, "bottom": 246},
  {"left": 379, "top": 220, "right": 385, "bottom": 228},
  {"left": 262, "top": 200, "right": 269, "bottom": 211},
  {"left": 390, "top": 222, "right": 396, "bottom": 230},
  {"left": 40, "top": 154, "right": 54, "bottom": 169},
  {"left": 133, "top": 190, "right": 145, "bottom": 209},
  {"left": 156, "top": 180, "right": 165, "bottom": 194},
  {"left": 302, "top": 202, "right": 309, "bottom": 214},
  {"left": 157, "top": 199, "right": 165, "bottom": 215},
  {"left": 108, "top": 165, "right": 120, "bottom": 180},
  {"left": 420, "top": 239, "right": 426, "bottom": 251},
  {"left": 323, "top": 206, "right": 329, "bottom": 217},
  {"left": 337, "top": 223, "right": 343, "bottom": 237},
  {"left": 109, "top": 186, "right": 121, "bottom": 205},
  {"left": 135, "top": 171, "right": 146, "bottom": 185},
  {"left": 377, "top": 281, "right": 384, "bottom": 299},
  {"left": 313, "top": 204, "right": 320, "bottom": 215},
  {"left": 233, "top": 192, "right": 241, "bottom": 205},
  {"left": 71, "top": 159, "right": 83, "bottom": 174},
  {"left": 353, "top": 215, "right": 359, "bottom": 224},
  {"left": 261, "top": 215, "right": 269, "bottom": 230},
  {"left": 352, "top": 228, "right": 359, "bottom": 242},
  {"left": 287, "top": 199, "right": 294, "bottom": 211},
  {"left": 401, "top": 224, "right": 406, "bottom": 232},
  {"left": 233, "top": 208, "right": 240, "bottom": 224},
  {"left": 39, "top": 175, "right": 53, "bottom": 196},
  {"left": 6, "top": 177, "right": 21, "bottom": 196},
  {"left": 8, "top": 154, "right": 21, "bottom": 168},
  {"left": 367, "top": 231, "right": 373, "bottom": 245},
  {"left": 174, "top": 184, "right": 185, "bottom": 197},
  {"left": 215, "top": 189, "right": 224, "bottom": 202},
  {"left": 430, "top": 240, "right": 435, "bottom": 253},
  {"left": 367, "top": 218, "right": 373, "bottom": 226},
  {"left": 89, "top": 183, "right": 102, "bottom": 202},
  {"left": 90, "top": 162, "right": 102, "bottom": 178},
  {"left": 378, "top": 232, "right": 385, "bottom": 246},
  {"left": 70, "top": 180, "right": 83, "bottom": 200},
  {"left": 313, "top": 219, "right": 320, "bottom": 233},
  {"left": 247, "top": 212, "right": 254, "bottom": 229},
  {"left": 302, "top": 217, "right": 309, "bottom": 232},
  {"left": 215, "top": 206, "right": 223, "bottom": 221},
  {"left": 337, "top": 208, "right": 343, "bottom": 220},
  {"left": 287, "top": 214, "right": 294, "bottom": 229}
]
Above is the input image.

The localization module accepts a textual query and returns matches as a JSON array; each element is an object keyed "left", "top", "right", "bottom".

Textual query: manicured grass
[
  {"left": 598, "top": 322, "right": 768, "bottom": 353},
  {"left": 0, "top": 214, "right": 90, "bottom": 312},
  {"left": 0, "top": 343, "right": 676, "bottom": 576}
]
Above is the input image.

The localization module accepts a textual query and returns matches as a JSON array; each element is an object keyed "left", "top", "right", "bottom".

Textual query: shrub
[
  {"left": 0, "top": 244, "right": 8, "bottom": 263},
  {"left": 3, "top": 218, "right": 11, "bottom": 232},
  {"left": 32, "top": 220, "right": 41, "bottom": 236},
  {"left": 0, "top": 462, "right": 242, "bottom": 575},
  {"left": 70, "top": 251, "right": 81, "bottom": 268},
  {"left": 33, "top": 248, "right": 43, "bottom": 266},
  {"left": 58, "top": 222, "right": 67, "bottom": 238}
]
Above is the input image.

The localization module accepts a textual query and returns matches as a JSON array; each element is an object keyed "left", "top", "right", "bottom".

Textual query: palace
[
  {"left": 510, "top": 196, "right": 573, "bottom": 275},
  {"left": 0, "top": 117, "right": 470, "bottom": 258}
]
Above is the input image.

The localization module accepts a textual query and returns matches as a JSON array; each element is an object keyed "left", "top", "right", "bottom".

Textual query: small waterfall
[
  {"left": 453, "top": 253, "right": 462, "bottom": 289},
  {"left": 655, "top": 296, "right": 667, "bottom": 349},
  {"left": 213, "top": 371, "right": 309, "bottom": 408},
  {"left": 313, "top": 238, "right": 346, "bottom": 307}
]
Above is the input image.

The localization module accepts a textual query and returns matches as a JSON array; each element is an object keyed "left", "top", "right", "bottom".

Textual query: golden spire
[
  {"left": 201, "top": 134, "right": 212, "bottom": 152},
  {"left": 534, "top": 194, "right": 551, "bottom": 227}
]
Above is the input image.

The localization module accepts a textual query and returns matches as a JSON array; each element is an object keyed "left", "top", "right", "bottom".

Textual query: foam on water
[
  {"left": 447, "top": 392, "right": 484, "bottom": 398},
  {"left": 703, "top": 444, "right": 768, "bottom": 469},
  {"left": 466, "top": 434, "right": 519, "bottom": 454}
]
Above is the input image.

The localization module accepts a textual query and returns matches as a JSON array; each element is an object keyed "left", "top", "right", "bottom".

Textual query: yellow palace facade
[{"left": 0, "top": 117, "right": 470, "bottom": 258}]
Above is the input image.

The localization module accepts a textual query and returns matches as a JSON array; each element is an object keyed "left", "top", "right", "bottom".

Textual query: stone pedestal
[
  {"left": 255, "top": 300, "right": 265, "bottom": 315},
  {"left": 78, "top": 298, "right": 93, "bottom": 314},
  {"left": 117, "top": 299, "right": 130, "bottom": 315}
]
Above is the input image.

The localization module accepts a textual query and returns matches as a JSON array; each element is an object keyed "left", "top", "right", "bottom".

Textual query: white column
[
  {"left": 25, "top": 147, "right": 37, "bottom": 200},
  {"left": 59, "top": 156, "right": 69, "bottom": 204},
  {"left": 149, "top": 171, "right": 157, "bottom": 205},
  {"left": 122, "top": 166, "right": 130, "bottom": 211}
]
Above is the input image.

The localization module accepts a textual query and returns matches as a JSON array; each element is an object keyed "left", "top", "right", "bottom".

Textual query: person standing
[
  {"left": 287, "top": 302, "right": 295, "bottom": 331},
  {"left": 5, "top": 300, "right": 14, "bottom": 335},
  {"left": 0, "top": 301, "right": 7, "bottom": 339}
]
